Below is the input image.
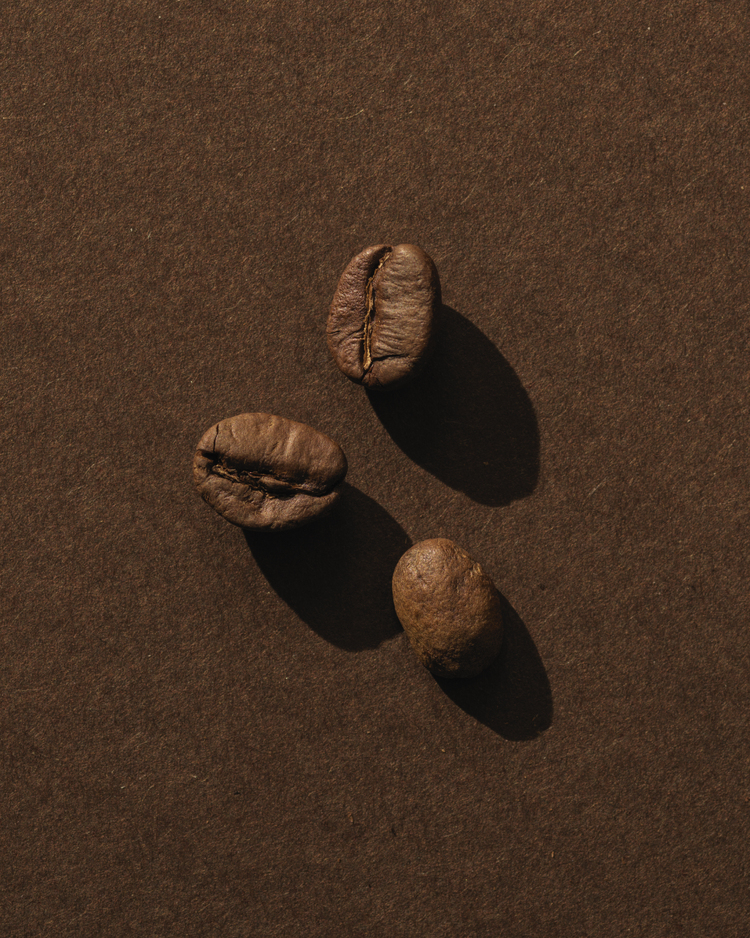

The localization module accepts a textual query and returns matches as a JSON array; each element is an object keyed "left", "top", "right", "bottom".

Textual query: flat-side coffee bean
[
  {"left": 327, "top": 243, "right": 440, "bottom": 389},
  {"left": 392, "top": 538, "right": 504, "bottom": 678},
  {"left": 193, "top": 413, "right": 347, "bottom": 531}
]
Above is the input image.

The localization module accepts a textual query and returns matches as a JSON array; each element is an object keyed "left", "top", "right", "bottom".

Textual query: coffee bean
[
  {"left": 193, "top": 413, "right": 347, "bottom": 531},
  {"left": 327, "top": 243, "right": 441, "bottom": 389},
  {"left": 392, "top": 538, "right": 504, "bottom": 678}
]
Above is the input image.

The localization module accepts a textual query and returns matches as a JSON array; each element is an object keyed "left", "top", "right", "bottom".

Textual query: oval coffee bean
[
  {"left": 392, "top": 538, "right": 504, "bottom": 678},
  {"left": 193, "top": 413, "right": 347, "bottom": 531},
  {"left": 327, "top": 243, "right": 441, "bottom": 389}
]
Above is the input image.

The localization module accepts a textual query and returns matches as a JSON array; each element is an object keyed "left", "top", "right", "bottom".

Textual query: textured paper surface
[{"left": 2, "top": 2, "right": 748, "bottom": 935}]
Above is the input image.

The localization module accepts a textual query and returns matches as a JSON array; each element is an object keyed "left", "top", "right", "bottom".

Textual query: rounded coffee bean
[
  {"left": 193, "top": 413, "right": 347, "bottom": 531},
  {"left": 392, "top": 538, "right": 504, "bottom": 678},
  {"left": 327, "top": 243, "right": 441, "bottom": 389}
]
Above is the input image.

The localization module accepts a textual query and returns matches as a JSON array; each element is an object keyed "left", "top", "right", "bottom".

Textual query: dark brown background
[{"left": 2, "top": 1, "right": 748, "bottom": 935}]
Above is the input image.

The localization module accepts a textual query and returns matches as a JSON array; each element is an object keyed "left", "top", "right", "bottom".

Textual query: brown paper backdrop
[{"left": 2, "top": 2, "right": 748, "bottom": 935}]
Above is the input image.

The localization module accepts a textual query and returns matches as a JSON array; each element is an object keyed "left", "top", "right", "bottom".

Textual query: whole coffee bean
[
  {"left": 327, "top": 243, "right": 441, "bottom": 389},
  {"left": 193, "top": 413, "right": 347, "bottom": 531},
  {"left": 392, "top": 538, "right": 504, "bottom": 678}
]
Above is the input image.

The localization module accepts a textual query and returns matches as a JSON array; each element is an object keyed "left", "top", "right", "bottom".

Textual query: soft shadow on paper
[
  {"left": 436, "top": 595, "right": 552, "bottom": 741},
  {"left": 368, "top": 305, "right": 540, "bottom": 507},
  {"left": 246, "top": 483, "right": 409, "bottom": 651}
]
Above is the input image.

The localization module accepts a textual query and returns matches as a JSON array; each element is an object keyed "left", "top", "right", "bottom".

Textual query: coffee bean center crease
[
  {"left": 362, "top": 249, "right": 392, "bottom": 372},
  {"left": 206, "top": 456, "right": 310, "bottom": 500}
]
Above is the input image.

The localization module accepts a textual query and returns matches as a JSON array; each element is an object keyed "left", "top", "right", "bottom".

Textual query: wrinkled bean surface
[
  {"left": 392, "top": 538, "right": 504, "bottom": 678},
  {"left": 327, "top": 243, "right": 440, "bottom": 389},
  {"left": 193, "top": 413, "right": 347, "bottom": 531}
]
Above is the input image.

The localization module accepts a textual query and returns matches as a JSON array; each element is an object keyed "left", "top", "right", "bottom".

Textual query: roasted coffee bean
[
  {"left": 193, "top": 413, "right": 347, "bottom": 531},
  {"left": 392, "top": 538, "right": 504, "bottom": 678},
  {"left": 327, "top": 243, "right": 440, "bottom": 389}
]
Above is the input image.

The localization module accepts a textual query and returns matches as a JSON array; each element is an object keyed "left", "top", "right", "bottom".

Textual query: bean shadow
[
  {"left": 367, "top": 306, "right": 540, "bottom": 506},
  {"left": 245, "top": 483, "right": 410, "bottom": 651},
  {"left": 436, "top": 595, "right": 552, "bottom": 740}
]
